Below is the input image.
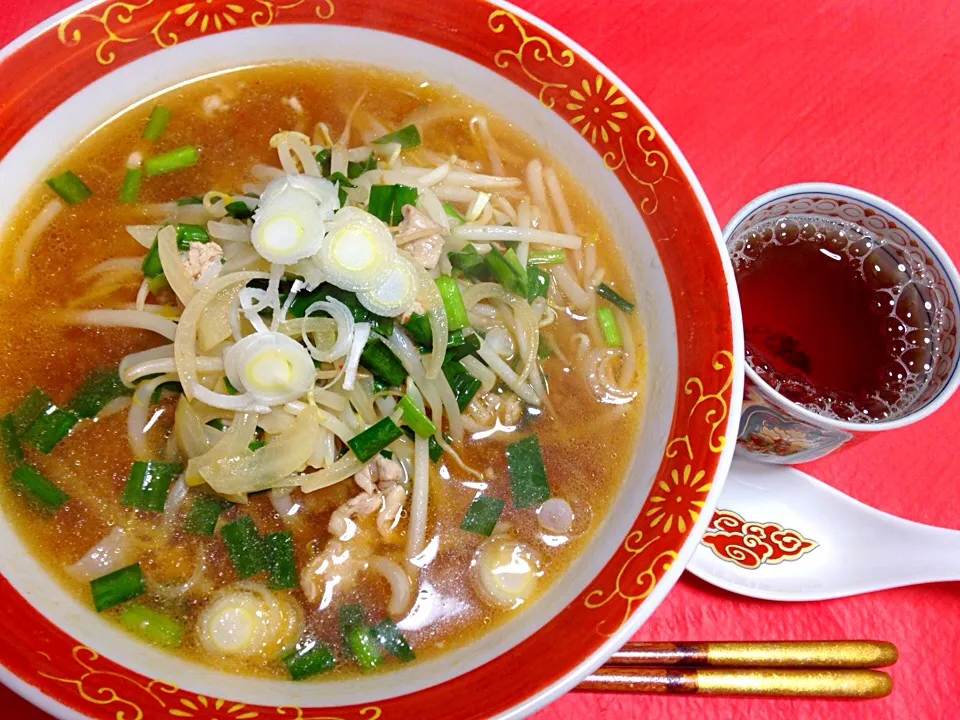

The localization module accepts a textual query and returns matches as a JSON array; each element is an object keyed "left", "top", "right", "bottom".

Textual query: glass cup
[{"left": 725, "top": 183, "right": 960, "bottom": 464}]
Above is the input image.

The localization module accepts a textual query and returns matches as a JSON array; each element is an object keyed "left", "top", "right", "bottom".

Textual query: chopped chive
[
  {"left": 348, "top": 418, "right": 403, "bottom": 462},
  {"left": 141, "top": 239, "right": 163, "bottom": 278},
  {"left": 0, "top": 414, "right": 23, "bottom": 466},
  {"left": 11, "top": 465, "right": 69, "bottom": 510},
  {"left": 118, "top": 604, "right": 183, "bottom": 647},
  {"left": 506, "top": 434, "right": 551, "bottom": 508},
  {"left": 442, "top": 361, "right": 482, "bottom": 411},
  {"left": 121, "top": 460, "right": 181, "bottom": 512},
  {"left": 223, "top": 376, "right": 239, "bottom": 395},
  {"left": 398, "top": 396, "right": 437, "bottom": 438},
  {"left": 144, "top": 146, "right": 199, "bottom": 177},
  {"left": 149, "top": 380, "right": 182, "bottom": 404},
  {"left": 183, "top": 493, "right": 229, "bottom": 536},
  {"left": 248, "top": 440, "right": 266, "bottom": 451},
  {"left": 373, "top": 618, "right": 416, "bottom": 662},
  {"left": 435, "top": 276, "right": 469, "bottom": 331},
  {"left": 429, "top": 434, "right": 444, "bottom": 463},
  {"left": 12, "top": 388, "right": 53, "bottom": 435},
  {"left": 448, "top": 245, "right": 492, "bottom": 281},
  {"left": 346, "top": 625, "right": 383, "bottom": 669},
  {"left": 91, "top": 563, "right": 145, "bottom": 612},
  {"left": 23, "top": 406, "right": 79, "bottom": 453},
  {"left": 176, "top": 195, "right": 204, "bottom": 206},
  {"left": 283, "top": 638, "right": 336, "bottom": 680},
  {"left": 460, "top": 494, "right": 505, "bottom": 535},
  {"left": 527, "top": 265, "right": 550, "bottom": 302},
  {"left": 367, "top": 184, "right": 418, "bottom": 225},
  {"left": 265, "top": 532, "right": 297, "bottom": 590},
  {"left": 528, "top": 249, "right": 567, "bottom": 265},
  {"left": 597, "top": 306, "right": 622, "bottom": 347},
  {"left": 596, "top": 283, "right": 635, "bottom": 313},
  {"left": 359, "top": 340, "right": 407, "bottom": 387},
  {"left": 485, "top": 247, "right": 528, "bottom": 297},
  {"left": 69, "top": 367, "right": 131, "bottom": 418},
  {"left": 206, "top": 418, "right": 225, "bottom": 431},
  {"left": 175, "top": 223, "right": 209, "bottom": 250},
  {"left": 372, "top": 124, "right": 421, "bottom": 148},
  {"left": 347, "top": 153, "right": 378, "bottom": 179},
  {"left": 328, "top": 171, "right": 355, "bottom": 207},
  {"left": 224, "top": 200, "right": 254, "bottom": 220},
  {"left": 402, "top": 313, "right": 433, "bottom": 346},
  {"left": 442, "top": 202, "right": 465, "bottom": 225},
  {"left": 119, "top": 168, "right": 142, "bottom": 204},
  {"left": 314, "top": 148, "right": 332, "bottom": 175},
  {"left": 221, "top": 515, "right": 267, "bottom": 578},
  {"left": 46, "top": 170, "right": 92, "bottom": 205},
  {"left": 443, "top": 333, "right": 480, "bottom": 364},
  {"left": 142, "top": 105, "right": 171, "bottom": 141}
]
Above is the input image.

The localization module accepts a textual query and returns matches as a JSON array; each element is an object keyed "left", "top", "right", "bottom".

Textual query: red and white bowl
[{"left": 0, "top": 1, "right": 743, "bottom": 717}]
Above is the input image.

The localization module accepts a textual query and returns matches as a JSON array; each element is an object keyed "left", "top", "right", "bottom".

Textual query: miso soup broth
[{"left": 0, "top": 63, "right": 644, "bottom": 679}]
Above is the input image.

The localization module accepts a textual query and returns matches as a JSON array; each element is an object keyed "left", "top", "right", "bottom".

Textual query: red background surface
[{"left": 2, "top": 1, "right": 959, "bottom": 718}]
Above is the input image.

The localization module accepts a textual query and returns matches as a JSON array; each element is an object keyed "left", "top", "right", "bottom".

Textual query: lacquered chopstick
[
  {"left": 578, "top": 667, "right": 893, "bottom": 698},
  {"left": 606, "top": 641, "right": 899, "bottom": 669}
]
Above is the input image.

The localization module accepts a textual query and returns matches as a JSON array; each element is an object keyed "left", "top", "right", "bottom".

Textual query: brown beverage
[{"left": 730, "top": 214, "right": 945, "bottom": 422}]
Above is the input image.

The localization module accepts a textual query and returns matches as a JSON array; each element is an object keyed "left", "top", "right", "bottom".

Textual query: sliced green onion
[
  {"left": 314, "top": 148, "right": 332, "bottom": 175},
  {"left": 23, "top": 406, "right": 79, "bottom": 454},
  {"left": 283, "top": 638, "right": 336, "bottom": 680},
  {"left": 485, "top": 247, "right": 528, "bottom": 297},
  {"left": 142, "top": 105, "right": 171, "bottom": 141},
  {"left": 90, "top": 563, "right": 145, "bottom": 612},
  {"left": 348, "top": 417, "right": 403, "bottom": 462},
  {"left": 119, "top": 168, "right": 142, "bottom": 204},
  {"left": 69, "top": 367, "right": 131, "bottom": 419},
  {"left": 442, "top": 361, "right": 482, "bottom": 411},
  {"left": 183, "top": 493, "right": 229, "bottom": 535},
  {"left": 506, "top": 434, "right": 551, "bottom": 508},
  {"left": 224, "top": 200, "right": 254, "bottom": 220},
  {"left": 528, "top": 249, "right": 567, "bottom": 265},
  {"left": 398, "top": 396, "right": 437, "bottom": 438},
  {"left": 118, "top": 603, "right": 183, "bottom": 647},
  {"left": 11, "top": 465, "right": 68, "bottom": 510},
  {"left": 175, "top": 223, "right": 209, "bottom": 250},
  {"left": 346, "top": 625, "right": 382, "bottom": 669},
  {"left": 289, "top": 284, "right": 392, "bottom": 337},
  {"left": 367, "top": 184, "right": 419, "bottom": 225},
  {"left": 537, "top": 332, "right": 552, "bottom": 359},
  {"left": 141, "top": 239, "right": 163, "bottom": 278},
  {"left": 597, "top": 306, "right": 622, "bottom": 347},
  {"left": 328, "top": 171, "right": 355, "bottom": 207},
  {"left": 148, "top": 275, "right": 169, "bottom": 294},
  {"left": 12, "top": 388, "right": 53, "bottom": 435},
  {"left": 144, "top": 146, "right": 199, "bottom": 177},
  {"left": 597, "top": 283, "right": 635, "bottom": 313},
  {"left": 443, "top": 333, "right": 480, "bottom": 364},
  {"left": 435, "top": 276, "right": 469, "bottom": 331},
  {"left": 221, "top": 515, "right": 267, "bottom": 578},
  {"left": 265, "top": 531, "right": 297, "bottom": 590},
  {"left": 223, "top": 376, "right": 239, "bottom": 395},
  {"left": 372, "top": 618, "right": 416, "bottom": 662},
  {"left": 460, "top": 494, "right": 505, "bottom": 536},
  {"left": 527, "top": 265, "right": 550, "bottom": 302},
  {"left": 359, "top": 340, "right": 407, "bottom": 387},
  {"left": 380, "top": 449, "right": 393, "bottom": 459},
  {"left": 347, "top": 153, "right": 378, "bottom": 179},
  {"left": 248, "top": 440, "right": 266, "bottom": 452},
  {"left": 206, "top": 418, "right": 225, "bottom": 431},
  {"left": 429, "top": 435, "right": 444, "bottom": 463},
  {"left": 0, "top": 414, "right": 23, "bottom": 466},
  {"left": 448, "top": 245, "right": 491, "bottom": 281},
  {"left": 372, "top": 124, "right": 421, "bottom": 148},
  {"left": 177, "top": 195, "right": 204, "bottom": 206},
  {"left": 149, "top": 380, "right": 182, "bottom": 403},
  {"left": 442, "top": 202, "right": 465, "bottom": 225},
  {"left": 46, "top": 170, "right": 92, "bottom": 205},
  {"left": 121, "top": 460, "right": 181, "bottom": 512}
]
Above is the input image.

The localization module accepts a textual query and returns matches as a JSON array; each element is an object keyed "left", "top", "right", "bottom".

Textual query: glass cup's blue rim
[{"left": 722, "top": 181, "right": 960, "bottom": 433}]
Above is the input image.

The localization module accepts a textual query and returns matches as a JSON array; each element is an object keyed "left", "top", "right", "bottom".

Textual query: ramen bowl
[{"left": 0, "top": 1, "right": 742, "bottom": 718}]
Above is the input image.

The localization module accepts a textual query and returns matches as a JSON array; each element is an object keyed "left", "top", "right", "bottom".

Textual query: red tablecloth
[{"left": 2, "top": 1, "right": 959, "bottom": 718}]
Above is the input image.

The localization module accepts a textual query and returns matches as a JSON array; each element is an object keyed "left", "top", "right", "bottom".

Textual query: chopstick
[{"left": 576, "top": 641, "right": 897, "bottom": 698}]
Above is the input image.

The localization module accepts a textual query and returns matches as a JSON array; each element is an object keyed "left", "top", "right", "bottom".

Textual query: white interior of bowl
[{"left": 0, "top": 25, "right": 677, "bottom": 706}]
